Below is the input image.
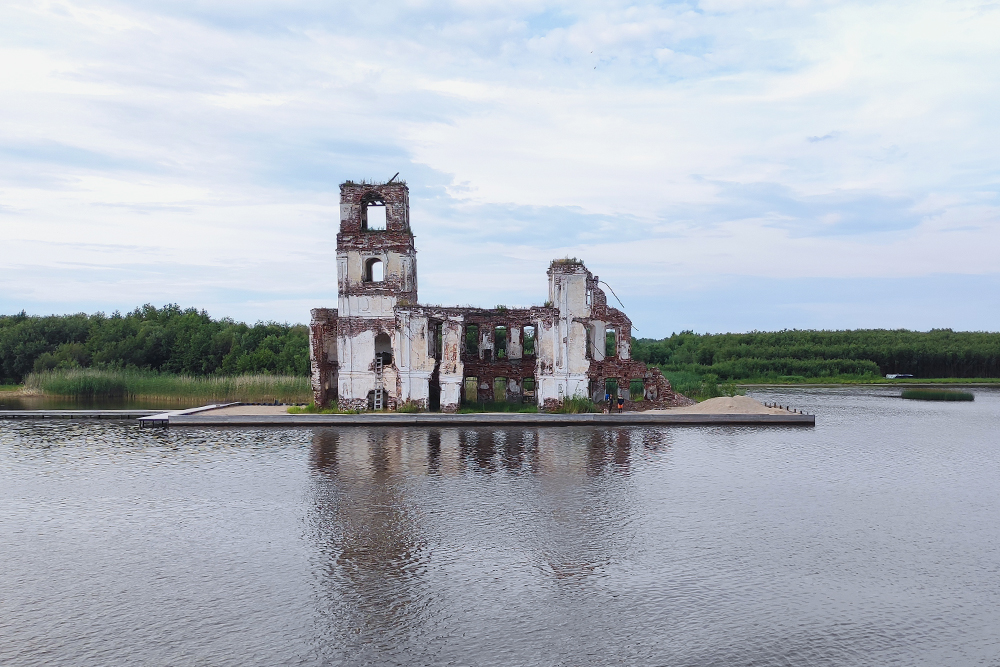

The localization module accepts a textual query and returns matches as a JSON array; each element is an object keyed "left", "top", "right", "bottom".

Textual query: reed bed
[
  {"left": 24, "top": 369, "right": 311, "bottom": 403},
  {"left": 900, "top": 389, "right": 974, "bottom": 402}
]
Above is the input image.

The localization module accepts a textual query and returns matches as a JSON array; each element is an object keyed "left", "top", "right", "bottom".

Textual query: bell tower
[{"left": 336, "top": 179, "right": 418, "bottom": 318}]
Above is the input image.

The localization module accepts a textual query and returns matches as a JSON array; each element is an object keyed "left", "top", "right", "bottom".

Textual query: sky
[{"left": 1, "top": 0, "right": 999, "bottom": 336}]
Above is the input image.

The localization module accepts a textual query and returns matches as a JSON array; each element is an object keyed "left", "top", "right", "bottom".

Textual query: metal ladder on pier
[{"left": 374, "top": 355, "right": 384, "bottom": 410}]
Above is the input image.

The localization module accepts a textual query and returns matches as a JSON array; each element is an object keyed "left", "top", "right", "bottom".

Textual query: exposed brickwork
[
  {"left": 310, "top": 177, "right": 693, "bottom": 412},
  {"left": 309, "top": 308, "right": 338, "bottom": 407}
]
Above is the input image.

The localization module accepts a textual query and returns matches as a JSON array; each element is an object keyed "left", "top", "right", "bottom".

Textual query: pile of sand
[{"left": 648, "top": 395, "right": 791, "bottom": 415}]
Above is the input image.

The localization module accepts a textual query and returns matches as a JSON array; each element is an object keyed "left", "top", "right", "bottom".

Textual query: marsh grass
[
  {"left": 901, "top": 389, "right": 974, "bottom": 401},
  {"left": 25, "top": 368, "right": 311, "bottom": 403}
]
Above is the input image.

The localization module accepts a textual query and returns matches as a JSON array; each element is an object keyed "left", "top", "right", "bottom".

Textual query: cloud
[{"left": 1, "top": 0, "right": 999, "bottom": 332}]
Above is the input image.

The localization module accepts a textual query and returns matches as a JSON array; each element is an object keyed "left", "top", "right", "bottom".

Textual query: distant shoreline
[{"left": 738, "top": 378, "right": 1000, "bottom": 388}]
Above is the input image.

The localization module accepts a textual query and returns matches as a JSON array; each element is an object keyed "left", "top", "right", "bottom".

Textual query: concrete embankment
[
  {"left": 2, "top": 397, "right": 815, "bottom": 426},
  {"left": 160, "top": 412, "right": 814, "bottom": 426}
]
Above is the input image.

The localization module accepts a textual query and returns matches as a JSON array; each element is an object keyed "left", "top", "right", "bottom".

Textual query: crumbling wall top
[
  {"left": 339, "top": 180, "right": 410, "bottom": 233},
  {"left": 547, "top": 257, "right": 590, "bottom": 275}
]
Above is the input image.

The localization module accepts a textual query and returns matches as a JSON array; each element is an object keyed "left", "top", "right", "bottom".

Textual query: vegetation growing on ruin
[
  {"left": 458, "top": 401, "right": 539, "bottom": 413},
  {"left": 0, "top": 305, "right": 309, "bottom": 385},
  {"left": 23, "top": 368, "right": 310, "bottom": 403},
  {"left": 551, "top": 397, "right": 601, "bottom": 413},
  {"left": 633, "top": 329, "right": 1000, "bottom": 385}
]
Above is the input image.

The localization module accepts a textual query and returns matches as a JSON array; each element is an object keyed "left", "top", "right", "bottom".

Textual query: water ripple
[{"left": 2, "top": 388, "right": 1000, "bottom": 665}]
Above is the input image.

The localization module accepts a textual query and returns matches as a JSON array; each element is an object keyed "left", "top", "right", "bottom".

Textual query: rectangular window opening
[
  {"left": 605, "top": 327, "right": 617, "bottom": 358},
  {"left": 365, "top": 204, "right": 386, "bottom": 230},
  {"left": 604, "top": 378, "right": 618, "bottom": 402},
  {"left": 465, "top": 325, "right": 479, "bottom": 355},
  {"left": 430, "top": 321, "right": 443, "bottom": 360},
  {"left": 523, "top": 325, "right": 535, "bottom": 356},
  {"left": 494, "top": 326, "right": 507, "bottom": 359},
  {"left": 464, "top": 377, "right": 478, "bottom": 403},
  {"left": 629, "top": 379, "right": 644, "bottom": 401},
  {"left": 493, "top": 377, "right": 508, "bottom": 402}
]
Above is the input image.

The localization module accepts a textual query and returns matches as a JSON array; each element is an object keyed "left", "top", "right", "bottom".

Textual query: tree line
[
  {"left": 632, "top": 329, "right": 1000, "bottom": 380},
  {"left": 5, "top": 309, "right": 999, "bottom": 386},
  {"left": 0, "top": 305, "right": 309, "bottom": 384}
]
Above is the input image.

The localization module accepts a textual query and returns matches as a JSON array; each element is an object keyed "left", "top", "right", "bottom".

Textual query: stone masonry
[{"left": 309, "top": 178, "right": 692, "bottom": 412}]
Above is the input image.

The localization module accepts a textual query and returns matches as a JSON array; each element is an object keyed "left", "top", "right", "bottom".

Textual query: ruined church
[{"left": 309, "top": 179, "right": 690, "bottom": 412}]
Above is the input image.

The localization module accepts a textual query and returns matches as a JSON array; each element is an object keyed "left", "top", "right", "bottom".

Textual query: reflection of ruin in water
[
  {"left": 307, "top": 426, "right": 675, "bottom": 627},
  {"left": 308, "top": 428, "right": 432, "bottom": 656}
]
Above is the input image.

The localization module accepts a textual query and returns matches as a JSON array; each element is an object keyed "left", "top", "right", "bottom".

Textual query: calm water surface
[{"left": 2, "top": 387, "right": 999, "bottom": 666}]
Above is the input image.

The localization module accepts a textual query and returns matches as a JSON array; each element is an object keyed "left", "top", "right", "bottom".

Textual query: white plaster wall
[
  {"left": 618, "top": 334, "right": 631, "bottom": 360},
  {"left": 337, "top": 329, "right": 378, "bottom": 400},
  {"left": 395, "top": 313, "right": 433, "bottom": 405},
  {"left": 590, "top": 320, "right": 606, "bottom": 361},
  {"left": 338, "top": 294, "right": 398, "bottom": 318},
  {"left": 538, "top": 267, "right": 598, "bottom": 407},
  {"left": 439, "top": 319, "right": 465, "bottom": 410},
  {"left": 337, "top": 249, "right": 414, "bottom": 291},
  {"left": 507, "top": 326, "right": 522, "bottom": 359},
  {"left": 536, "top": 375, "right": 590, "bottom": 403}
]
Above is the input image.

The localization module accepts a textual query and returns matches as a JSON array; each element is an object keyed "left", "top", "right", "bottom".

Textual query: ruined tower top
[
  {"left": 338, "top": 180, "right": 410, "bottom": 233},
  {"left": 336, "top": 177, "right": 418, "bottom": 312}
]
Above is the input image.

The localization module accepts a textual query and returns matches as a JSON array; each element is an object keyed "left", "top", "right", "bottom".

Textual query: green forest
[
  {"left": 632, "top": 329, "right": 1000, "bottom": 383},
  {"left": 0, "top": 304, "right": 309, "bottom": 385},
  {"left": 4, "top": 305, "right": 1000, "bottom": 390}
]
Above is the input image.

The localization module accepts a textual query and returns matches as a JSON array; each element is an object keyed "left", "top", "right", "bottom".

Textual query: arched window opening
[{"left": 364, "top": 258, "right": 384, "bottom": 283}]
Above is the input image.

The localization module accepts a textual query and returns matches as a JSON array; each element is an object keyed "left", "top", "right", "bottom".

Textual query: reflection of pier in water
[{"left": 306, "top": 427, "right": 670, "bottom": 657}]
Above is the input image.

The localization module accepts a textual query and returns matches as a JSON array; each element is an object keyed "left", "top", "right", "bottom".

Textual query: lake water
[{"left": 2, "top": 387, "right": 999, "bottom": 666}]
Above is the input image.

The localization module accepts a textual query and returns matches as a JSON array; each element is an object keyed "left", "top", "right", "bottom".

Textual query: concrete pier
[
  {"left": 0, "top": 409, "right": 162, "bottom": 420},
  {"left": 164, "top": 411, "right": 814, "bottom": 427},
  {"left": 3, "top": 406, "right": 815, "bottom": 427}
]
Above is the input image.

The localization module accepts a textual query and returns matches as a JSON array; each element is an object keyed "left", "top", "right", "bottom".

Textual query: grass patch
[
  {"left": 901, "top": 389, "right": 974, "bottom": 401},
  {"left": 287, "top": 402, "right": 362, "bottom": 414},
  {"left": 550, "top": 397, "right": 600, "bottom": 413},
  {"left": 0, "top": 384, "right": 20, "bottom": 392},
  {"left": 25, "top": 368, "right": 311, "bottom": 403},
  {"left": 458, "top": 401, "right": 539, "bottom": 414}
]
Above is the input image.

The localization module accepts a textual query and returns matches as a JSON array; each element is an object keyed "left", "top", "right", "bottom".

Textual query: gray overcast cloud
[{"left": 2, "top": 0, "right": 999, "bottom": 333}]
